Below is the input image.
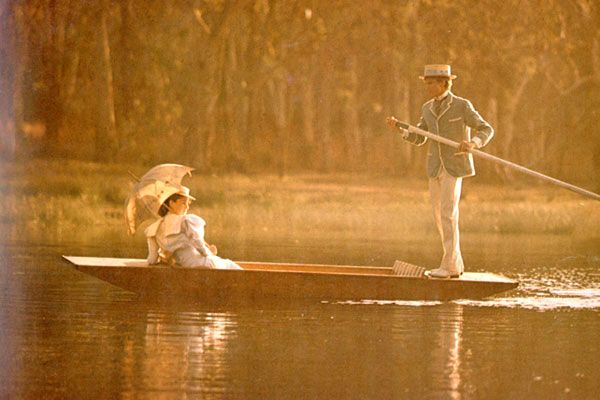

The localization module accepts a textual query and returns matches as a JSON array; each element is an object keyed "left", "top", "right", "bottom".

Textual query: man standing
[{"left": 387, "top": 64, "right": 494, "bottom": 278}]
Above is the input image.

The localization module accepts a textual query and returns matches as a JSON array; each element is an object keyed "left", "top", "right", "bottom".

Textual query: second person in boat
[{"left": 145, "top": 185, "right": 242, "bottom": 270}]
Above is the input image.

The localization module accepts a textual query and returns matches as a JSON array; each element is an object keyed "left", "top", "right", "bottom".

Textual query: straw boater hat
[{"left": 419, "top": 64, "right": 457, "bottom": 80}]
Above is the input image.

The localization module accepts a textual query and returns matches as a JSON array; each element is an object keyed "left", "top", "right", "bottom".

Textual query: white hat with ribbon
[{"left": 157, "top": 183, "right": 196, "bottom": 206}]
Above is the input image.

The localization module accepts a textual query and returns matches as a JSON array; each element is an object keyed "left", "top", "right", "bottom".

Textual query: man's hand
[
  {"left": 386, "top": 116, "right": 399, "bottom": 130},
  {"left": 386, "top": 116, "right": 409, "bottom": 139},
  {"left": 457, "top": 140, "right": 477, "bottom": 154}
]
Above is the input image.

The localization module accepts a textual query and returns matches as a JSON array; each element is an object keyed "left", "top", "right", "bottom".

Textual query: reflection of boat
[{"left": 63, "top": 256, "right": 518, "bottom": 303}]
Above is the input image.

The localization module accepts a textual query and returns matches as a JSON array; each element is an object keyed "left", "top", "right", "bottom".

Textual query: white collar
[{"left": 435, "top": 90, "right": 451, "bottom": 101}]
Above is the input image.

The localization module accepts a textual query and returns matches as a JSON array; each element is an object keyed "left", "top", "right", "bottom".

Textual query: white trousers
[{"left": 428, "top": 169, "right": 464, "bottom": 274}]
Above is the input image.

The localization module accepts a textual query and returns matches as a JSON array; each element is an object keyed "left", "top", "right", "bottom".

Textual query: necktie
[{"left": 433, "top": 99, "right": 442, "bottom": 115}]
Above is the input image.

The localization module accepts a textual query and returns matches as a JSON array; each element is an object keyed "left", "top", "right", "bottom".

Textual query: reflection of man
[{"left": 387, "top": 64, "right": 494, "bottom": 278}]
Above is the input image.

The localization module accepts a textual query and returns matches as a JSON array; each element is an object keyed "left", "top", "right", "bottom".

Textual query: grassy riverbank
[{"left": 1, "top": 159, "right": 599, "bottom": 245}]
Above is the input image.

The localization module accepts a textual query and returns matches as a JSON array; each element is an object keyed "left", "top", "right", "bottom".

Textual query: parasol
[{"left": 125, "top": 164, "right": 194, "bottom": 235}]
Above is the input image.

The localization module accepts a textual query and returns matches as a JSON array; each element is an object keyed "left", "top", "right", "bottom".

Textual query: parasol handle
[{"left": 128, "top": 170, "right": 141, "bottom": 182}]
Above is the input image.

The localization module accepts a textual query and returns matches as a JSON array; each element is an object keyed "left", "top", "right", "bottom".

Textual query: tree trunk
[
  {"left": 269, "top": 77, "right": 288, "bottom": 176},
  {"left": 345, "top": 58, "right": 361, "bottom": 169},
  {"left": 317, "top": 79, "right": 333, "bottom": 172},
  {"left": 0, "top": 0, "right": 17, "bottom": 158},
  {"left": 392, "top": 75, "right": 412, "bottom": 173},
  {"left": 494, "top": 61, "right": 536, "bottom": 180},
  {"left": 301, "top": 77, "right": 316, "bottom": 168},
  {"left": 94, "top": 1, "right": 118, "bottom": 161},
  {"left": 115, "top": 0, "right": 134, "bottom": 126},
  {"left": 39, "top": 0, "right": 63, "bottom": 154}
]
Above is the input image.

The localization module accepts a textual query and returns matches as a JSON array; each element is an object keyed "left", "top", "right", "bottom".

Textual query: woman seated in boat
[{"left": 145, "top": 185, "right": 242, "bottom": 270}]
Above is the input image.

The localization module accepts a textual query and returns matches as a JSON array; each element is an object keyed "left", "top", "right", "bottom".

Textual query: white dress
[{"left": 145, "top": 214, "right": 241, "bottom": 270}]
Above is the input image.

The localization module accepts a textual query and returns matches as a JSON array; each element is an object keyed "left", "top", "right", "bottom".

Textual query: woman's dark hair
[{"left": 158, "top": 193, "right": 185, "bottom": 217}]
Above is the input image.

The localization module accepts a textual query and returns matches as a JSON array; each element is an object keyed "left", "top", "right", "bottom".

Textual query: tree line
[{"left": 1, "top": 0, "right": 599, "bottom": 187}]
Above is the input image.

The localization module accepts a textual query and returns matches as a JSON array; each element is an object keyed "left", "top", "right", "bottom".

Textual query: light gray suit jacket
[{"left": 405, "top": 92, "right": 494, "bottom": 178}]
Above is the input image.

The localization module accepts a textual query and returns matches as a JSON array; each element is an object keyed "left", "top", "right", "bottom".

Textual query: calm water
[{"left": 1, "top": 234, "right": 599, "bottom": 399}]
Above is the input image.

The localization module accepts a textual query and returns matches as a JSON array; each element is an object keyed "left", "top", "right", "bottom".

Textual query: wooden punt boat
[{"left": 63, "top": 256, "right": 518, "bottom": 303}]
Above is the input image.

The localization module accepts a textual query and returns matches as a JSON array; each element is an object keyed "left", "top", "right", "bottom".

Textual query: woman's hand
[
  {"left": 208, "top": 244, "right": 218, "bottom": 255},
  {"left": 159, "top": 250, "right": 176, "bottom": 266}
]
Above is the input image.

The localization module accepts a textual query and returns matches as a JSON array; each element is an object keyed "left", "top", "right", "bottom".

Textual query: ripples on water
[
  {"left": 485, "top": 258, "right": 600, "bottom": 311},
  {"left": 333, "top": 259, "right": 600, "bottom": 311}
]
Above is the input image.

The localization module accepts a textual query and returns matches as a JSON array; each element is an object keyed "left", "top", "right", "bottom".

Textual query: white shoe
[{"left": 428, "top": 268, "right": 461, "bottom": 279}]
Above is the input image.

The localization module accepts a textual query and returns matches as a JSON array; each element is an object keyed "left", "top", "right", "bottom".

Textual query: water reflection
[
  {"left": 416, "top": 304, "right": 463, "bottom": 400},
  {"left": 439, "top": 306, "right": 463, "bottom": 399},
  {"left": 120, "top": 309, "right": 238, "bottom": 399}
]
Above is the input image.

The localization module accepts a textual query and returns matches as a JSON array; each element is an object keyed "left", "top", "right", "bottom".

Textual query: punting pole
[{"left": 395, "top": 121, "right": 600, "bottom": 201}]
